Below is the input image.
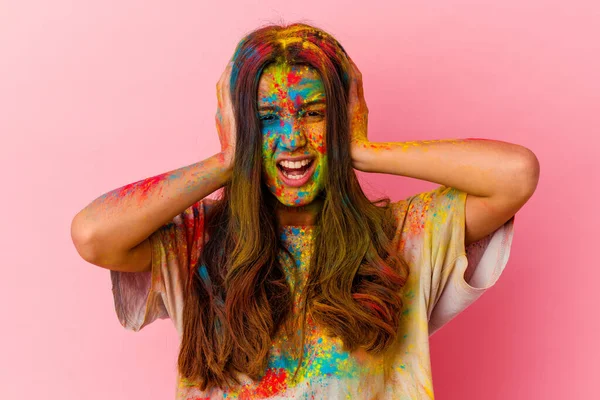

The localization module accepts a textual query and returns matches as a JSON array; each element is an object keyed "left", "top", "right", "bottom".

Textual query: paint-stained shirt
[{"left": 110, "top": 185, "right": 515, "bottom": 399}]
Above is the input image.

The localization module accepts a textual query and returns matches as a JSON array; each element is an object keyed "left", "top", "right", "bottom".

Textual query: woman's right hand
[{"left": 216, "top": 61, "right": 237, "bottom": 169}]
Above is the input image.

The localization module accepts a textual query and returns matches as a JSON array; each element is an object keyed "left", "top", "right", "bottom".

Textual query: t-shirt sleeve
[
  {"left": 394, "top": 185, "right": 515, "bottom": 336},
  {"left": 109, "top": 199, "right": 209, "bottom": 335}
]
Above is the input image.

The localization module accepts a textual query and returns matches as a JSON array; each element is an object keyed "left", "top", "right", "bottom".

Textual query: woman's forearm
[
  {"left": 354, "top": 138, "right": 539, "bottom": 199},
  {"left": 71, "top": 152, "right": 232, "bottom": 263}
]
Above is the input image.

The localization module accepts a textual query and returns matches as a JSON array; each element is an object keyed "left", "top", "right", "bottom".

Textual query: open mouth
[
  {"left": 275, "top": 158, "right": 316, "bottom": 187},
  {"left": 277, "top": 159, "right": 314, "bottom": 180}
]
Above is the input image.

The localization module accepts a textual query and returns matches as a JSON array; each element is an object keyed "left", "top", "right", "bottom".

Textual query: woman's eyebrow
[
  {"left": 302, "top": 99, "right": 326, "bottom": 107},
  {"left": 258, "top": 105, "right": 278, "bottom": 112},
  {"left": 258, "top": 99, "right": 326, "bottom": 112}
]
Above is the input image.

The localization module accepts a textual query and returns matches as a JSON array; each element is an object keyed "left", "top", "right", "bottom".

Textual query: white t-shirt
[{"left": 110, "top": 185, "right": 515, "bottom": 399}]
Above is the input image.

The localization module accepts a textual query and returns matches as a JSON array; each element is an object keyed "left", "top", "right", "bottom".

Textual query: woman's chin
[
  {"left": 275, "top": 190, "right": 321, "bottom": 208},
  {"left": 277, "top": 197, "right": 314, "bottom": 208},
  {"left": 264, "top": 181, "right": 324, "bottom": 208}
]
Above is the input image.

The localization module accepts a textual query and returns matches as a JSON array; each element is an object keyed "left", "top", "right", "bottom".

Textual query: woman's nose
[{"left": 278, "top": 120, "right": 307, "bottom": 150}]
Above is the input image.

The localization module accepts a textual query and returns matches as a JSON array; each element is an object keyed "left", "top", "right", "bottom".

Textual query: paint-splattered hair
[{"left": 178, "top": 22, "right": 410, "bottom": 390}]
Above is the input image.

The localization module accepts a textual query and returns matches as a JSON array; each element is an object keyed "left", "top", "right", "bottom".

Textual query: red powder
[
  {"left": 111, "top": 173, "right": 169, "bottom": 203},
  {"left": 287, "top": 70, "right": 302, "bottom": 86},
  {"left": 352, "top": 293, "right": 388, "bottom": 319},
  {"left": 239, "top": 368, "right": 288, "bottom": 399}
]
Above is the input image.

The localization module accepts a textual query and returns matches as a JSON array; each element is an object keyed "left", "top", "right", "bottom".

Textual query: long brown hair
[{"left": 177, "top": 22, "right": 410, "bottom": 390}]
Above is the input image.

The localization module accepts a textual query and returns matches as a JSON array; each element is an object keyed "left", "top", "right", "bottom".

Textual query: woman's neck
[{"left": 274, "top": 198, "right": 324, "bottom": 226}]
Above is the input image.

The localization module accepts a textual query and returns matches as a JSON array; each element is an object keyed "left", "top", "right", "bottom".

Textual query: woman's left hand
[{"left": 347, "top": 57, "right": 370, "bottom": 170}]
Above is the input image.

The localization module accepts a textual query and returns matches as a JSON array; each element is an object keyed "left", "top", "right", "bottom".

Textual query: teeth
[
  {"left": 278, "top": 159, "right": 311, "bottom": 169},
  {"left": 281, "top": 168, "right": 310, "bottom": 180}
]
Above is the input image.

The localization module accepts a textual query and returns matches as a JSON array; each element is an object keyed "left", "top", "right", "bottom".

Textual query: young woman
[{"left": 71, "top": 23, "right": 538, "bottom": 399}]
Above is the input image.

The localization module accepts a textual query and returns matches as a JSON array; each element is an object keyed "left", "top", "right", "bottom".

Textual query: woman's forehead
[{"left": 258, "top": 63, "right": 325, "bottom": 103}]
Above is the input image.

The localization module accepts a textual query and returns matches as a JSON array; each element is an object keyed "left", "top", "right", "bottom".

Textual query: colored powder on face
[
  {"left": 287, "top": 69, "right": 302, "bottom": 86},
  {"left": 257, "top": 63, "right": 328, "bottom": 207}
]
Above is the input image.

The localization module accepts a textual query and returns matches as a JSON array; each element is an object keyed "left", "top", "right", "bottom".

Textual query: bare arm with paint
[
  {"left": 346, "top": 56, "right": 538, "bottom": 248},
  {"left": 71, "top": 62, "right": 237, "bottom": 273}
]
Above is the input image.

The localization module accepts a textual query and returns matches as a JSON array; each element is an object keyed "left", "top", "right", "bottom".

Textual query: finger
[
  {"left": 348, "top": 57, "right": 362, "bottom": 82},
  {"left": 216, "top": 61, "right": 232, "bottom": 106},
  {"left": 348, "top": 57, "right": 359, "bottom": 75},
  {"left": 348, "top": 71, "right": 358, "bottom": 104},
  {"left": 223, "top": 63, "right": 232, "bottom": 94},
  {"left": 357, "top": 76, "right": 364, "bottom": 100},
  {"left": 348, "top": 63, "right": 361, "bottom": 98},
  {"left": 217, "top": 77, "right": 223, "bottom": 108},
  {"left": 222, "top": 61, "right": 233, "bottom": 84},
  {"left": 351, "top": 63, "right": 364, "bottom": 99},
  {"left": 219, "top": 60, "right": 230, "bottom": 82},
  {"left": 220, "top": 63, "right": 234, "bottom": 106},
  {"left": 348, "top": 84, "right": 357, "bottom": 107}
]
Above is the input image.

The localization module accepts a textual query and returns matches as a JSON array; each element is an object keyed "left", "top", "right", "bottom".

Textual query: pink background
[{"left": 1, "top": 0, "right": 597, "bottom": 398}]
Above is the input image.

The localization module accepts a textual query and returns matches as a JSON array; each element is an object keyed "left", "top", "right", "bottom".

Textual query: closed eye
[
  {"left": 259, "top": 114, "right": 277, "bottom": 122},
  {"left": 301, "top": 109, "right": 325, "bottom": 119},
  {"left": 258, "top": 110, "right": 325, "bottom": 122},
  {"left": 306, "top": 111, "right": 324, "bottom": 117}
]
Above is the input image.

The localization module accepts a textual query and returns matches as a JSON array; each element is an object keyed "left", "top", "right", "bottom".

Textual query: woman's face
[{"left": 258, "top": 63, "right": 328, "bottom": 207}]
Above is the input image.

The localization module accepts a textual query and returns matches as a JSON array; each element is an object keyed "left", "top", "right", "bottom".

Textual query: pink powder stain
[
  {"left": 313, "top": 132, "right": 326, "bottom": 154},
  {"left": 271, "top": 80, "right": 297, "bottom": 116},
  {"left": 274, "top": 184, "right": 284, "bottom": 197},
  {"left": 352, "top": 293, "right": 387, "bottom": 317},
  {"left": 287, "top": 70, "right": 302, "bottom": 86},
  {"left": 405, "top": 202, "right": 428, "bottom": 238},
  {"left": 363, "top": 142, "right": 392, "bottom": 152},
  {"left": 106, "top": 172, "right": 170, "bottom": 204},
  {"left": 238, "top": 368, "right": 288, "bottom": 399},
  {"left": 293, "top": 93, "right": 304, "bottom": 110}
]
